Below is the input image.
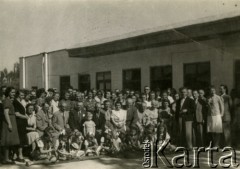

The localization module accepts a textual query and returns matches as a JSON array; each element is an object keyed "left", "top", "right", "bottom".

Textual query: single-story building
[{"left": 19, "top": 15, "right": 240, "bottom": 94}]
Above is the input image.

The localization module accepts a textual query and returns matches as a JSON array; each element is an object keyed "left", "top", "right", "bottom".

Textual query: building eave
[{"left": 67, "top": 15, "right": 240, "bottom": 58}]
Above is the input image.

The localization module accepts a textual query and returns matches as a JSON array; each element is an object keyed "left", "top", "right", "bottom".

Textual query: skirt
[
  {"left": 27, "top": 131, "right": 40, "bottom": 145},
  {"left": 207, "top": 115, "right": 223, "bottom": 133},
  {"left": 1, "top": 115, "right": 20, "bottom": 146}
]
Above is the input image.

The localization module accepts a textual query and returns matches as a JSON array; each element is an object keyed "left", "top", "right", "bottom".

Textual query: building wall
[
  {"left": 47, "top": 50, "right": 88, "bottom": 91},
  {"left": 24, "top": 54, "right": 44, "bottom": 89},
  {"left": 21, "top": 33, "right": 240, "bottom": 92}
]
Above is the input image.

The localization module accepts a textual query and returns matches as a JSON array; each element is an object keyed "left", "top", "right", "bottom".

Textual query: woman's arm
[
  {"left": 15, "top": 112, "right": 28, "bottom": 119},
  {"left": 4, "top": 109, "right": 12, "bottom": 131}
]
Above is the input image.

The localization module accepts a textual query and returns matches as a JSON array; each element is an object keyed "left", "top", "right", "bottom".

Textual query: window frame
[
  {"left": 78, "top": 74, "right": 90, "bottom": 92},
  {"left": 122, "top": 68, "right": 141, "bottom": 91},
  {"left": 183, "top": 61, "right": 211, "bottom": 90},
  {"left": 60, "top": 75, "right": 70, "bottom": 93},
  {"left": 96, "top": 71, "right": 111, "bottom": 91},
  {"left": 150, "top": 65, "right": 172, "bottom": 91}
]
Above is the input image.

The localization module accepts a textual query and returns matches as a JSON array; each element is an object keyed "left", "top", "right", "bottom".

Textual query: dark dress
[
  {"left": 0, "top": 102, "right": 3, "bottom": 138},
  {"left": 1, "top": 98, "right": 20, "bottom": 146},
  {"left": 13, "top": 99, "right": 28, "bottom": 146}
]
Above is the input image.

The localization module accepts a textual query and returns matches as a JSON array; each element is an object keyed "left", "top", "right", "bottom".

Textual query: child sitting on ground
[
  {"left": 26, "top": 127, "right": 58, "bottom": 167},
  {"left": 98, "top": 128, "right": 114, "bottom": 155},
  {"left": 142, "top": 123, "right": 157, "bottom": 143},
  {"left": 127, "top": 126, "right": 141, "bottom": 151},
  {"left": 69, "top": 130, "right": 84, "bottom": 151},
  {"left": 83, "top": 112, "right": 96, "bottom": 137},
  {"left": 84, "top": 132, "right": 100, "bottom": 156},
  {"left": 156, "top": 121, "right": 176, "bottom": 152}
]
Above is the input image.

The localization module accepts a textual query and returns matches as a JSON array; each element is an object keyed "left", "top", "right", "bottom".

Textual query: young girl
[
  {"left": 83, "top": 112, "right": 96, "bottom": 137},
  {"left": 84, "top": 132, "right": 100, "bottom": 156},
  {"left": 99, "top": 129, "right": 114, "bottom": 155},
  {"left": 127, "top": 126, "right": 141, "bottom": 151},
  {"left": 156, "top": 122, "right": 176, "bottom": 152}
]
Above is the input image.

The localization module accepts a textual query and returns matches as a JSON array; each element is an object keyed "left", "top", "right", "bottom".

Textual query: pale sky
[{"left": 1, "top": 0, "right": 240, "bottom": 70}]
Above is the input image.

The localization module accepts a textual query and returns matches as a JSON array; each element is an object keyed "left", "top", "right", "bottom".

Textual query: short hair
[
  {"left": 115, "top": 101, "right": 122, "bottom": 107},
  {"left": 15, "top": 90, "right": 25, "bottom": 98},
  {"left": 162, "top": 99, "right": 170, "bottom": 105},
  {"left": 26, "top": 103, "right": 34, "bottom": 111},
  {"left": 103, "top": 100, "right": 110, "bottom": 105},
  {"left": 181, "top": 87, "right": 188, "bottom": 91},
  {"left": 220, "top": 84, "right": 229, "bottom": 94},
  {"left": 5, "top": 86, "right": 15, "bottom": 97}
]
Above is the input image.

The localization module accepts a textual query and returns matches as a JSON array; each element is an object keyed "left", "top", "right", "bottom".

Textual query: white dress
[{"left": 27, "top": 114, "right": 40, "bottom": 145}]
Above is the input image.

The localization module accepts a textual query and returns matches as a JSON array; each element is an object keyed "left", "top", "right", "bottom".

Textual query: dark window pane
[
  {"left": 96, "top": 71, "right": 111, "bottom": 91},
  {"left": 184, "top": 62, "right": 210, "bottom": 90},
  {"left": 60, "top": 76, "right": 70, "bottom": 93},
  {"left": 150, "top": 66, "right": 172, "bottom": 90},
  {"left": 123, "top": 69, "right": 141, "bottom": 91},
  {"left": 78, "top": 74, "right": 90, "bottom": 92}
]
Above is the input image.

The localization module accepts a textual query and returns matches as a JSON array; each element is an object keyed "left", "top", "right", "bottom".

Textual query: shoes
[
  {"left": 15, "top": 158, "right": 26, "bottom": 163},
  {"left": 26, "top": 161, "right": 33, "bottom": 167},
  {"left": 2, "top": 160, "right": 15, "bottom": 165}
]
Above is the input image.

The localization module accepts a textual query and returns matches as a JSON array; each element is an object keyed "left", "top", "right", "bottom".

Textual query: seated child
[
  {"left": 98, "top": 128, "right": 114, "bottom": 155},
  {"left": 84, "top": 132, "right": 100, "bottom": 156},
  {"left": 26, "top": 127, "right": 58, "bottom": 166},
  {"left": 68, "top": 131, "right": 85, "bottom": 159},
  {"left": 127, "top": 126, "right": 141, "bottom": 151},
  {"left": 142, "top": 123, "right": 157, "bottom": 143},
  {"left": 57, "top": 128, "right": 72, "bottom": 160},
  {"left": 111, "top": 130, "right": 122, "bottom": 155},
  {"left": 157, "top": 122, "right": 176, "bottom": 152},
  {"left": 83, "top": 112, "right": 96, "bottom": 137},
  {"left": 69, "top": 130, "right": 84, "bottom": 151}
]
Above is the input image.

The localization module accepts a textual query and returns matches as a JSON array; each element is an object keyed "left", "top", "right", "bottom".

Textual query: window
[
  {"left": 184, "top": 62, "right": 210, "bottom": 90},
  {"left": 235, "top": 60, "right": 240, "bottom": 94},
  {"left": 60, "top": 76, "right": 70, "bottom": 93},
  {"left": 123, "top": 68, "right": 141, "bottom": 91},
  {"left": 78, "top": 74, "right": 90, "bottom": 92},
  {"left": 96, "top": 71, "right": 111, "bottom": 91},
  {"left": 150, "top": 66, "right": 172, "bottom": 90}
]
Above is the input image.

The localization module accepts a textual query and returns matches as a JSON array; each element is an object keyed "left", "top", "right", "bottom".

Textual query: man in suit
[
  {"left": 52, "top": 101, "right": 70, "bottom": 133},
  {"left": 192, "top": 90, "right": 204, "bottom": 147},
  {"left": 144, "top": 86, "right": 151, "bottom": 101},
  {"left": 176, "top": 87, "right": 195, "bottom": 149},
  {"left": 126, "top": 98, "right": 139, "bottom": 132},
  {"left": 36, "top": 103, "right": 59, "bottom": 149},
  {"left": 36, "top": 103, "right": 52, "bottom": 137},
  {"left": 69, "top": 101, "right": 86, "bottom": 133},
  {"left": 93, "top": 102, "right": 106, "bottom": 142}
]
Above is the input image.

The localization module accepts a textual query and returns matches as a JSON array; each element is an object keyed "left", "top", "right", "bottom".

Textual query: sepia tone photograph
[{"left": 1, "top": 0, "right": 240, "bottom": 168}]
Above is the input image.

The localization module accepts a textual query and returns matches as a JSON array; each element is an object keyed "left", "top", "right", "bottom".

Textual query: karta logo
[{"left": 142, "top": 140, "right": 239, "bottom": 168}]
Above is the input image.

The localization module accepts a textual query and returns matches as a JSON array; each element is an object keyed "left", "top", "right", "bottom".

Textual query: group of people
[{"left": 0, "top": 84, "right": 239, "bottom": 166}]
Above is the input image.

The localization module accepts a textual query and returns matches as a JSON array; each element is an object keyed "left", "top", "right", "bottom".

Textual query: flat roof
[{"left": 67, "top": 14, "right": 240, "bottom": 58}]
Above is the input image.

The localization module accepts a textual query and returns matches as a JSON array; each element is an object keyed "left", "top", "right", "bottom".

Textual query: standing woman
[
  {"left": 220, "top": 85, "right": 232, "bottom": 146},
  {"left": 13, "top": 90, "right": 28, "bottom": 162},
  {"left": 1, "top": 87, "right": 20, "bottom": 164}
]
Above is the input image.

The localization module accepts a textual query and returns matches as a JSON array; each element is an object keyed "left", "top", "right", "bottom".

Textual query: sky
[{"left": 1, "top": 0, "right": 240, "bottom": 70}]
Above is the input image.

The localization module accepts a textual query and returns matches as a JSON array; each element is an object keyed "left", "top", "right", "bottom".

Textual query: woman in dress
[
  {"left": 13, "top": 90, "right": 28, "bottom": 162},
  {"left": 111, "top": 102, "right": 126, "bottom": 135},
  {"left": 26, "top": 103, "right": 39, "bottom": 153},
  {"left": 1, "top": 87, "right": 20, "bottom": 164}
]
